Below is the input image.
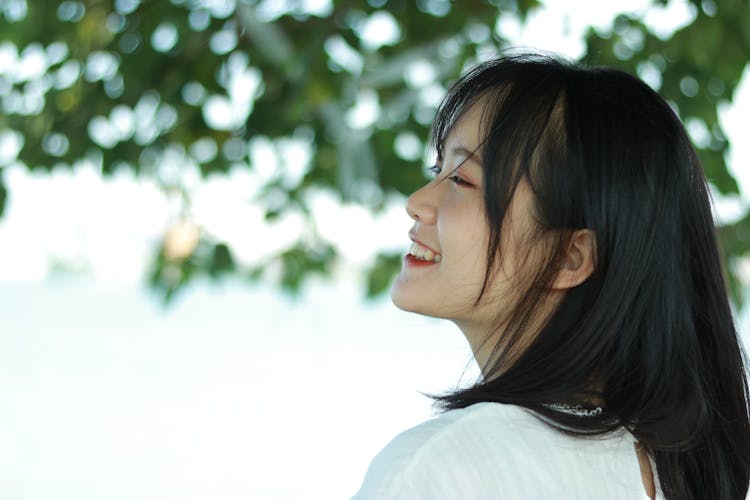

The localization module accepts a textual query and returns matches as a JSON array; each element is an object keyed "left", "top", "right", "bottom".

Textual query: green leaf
[
  {"left": 209, "top": 243, "right": 235, "bottom": 278},
  {"left": 366, "top": 252, "right": 403, "bottom": 298},
  {"left": 0, "top": 176, "right": 6, "bottom": 217}
]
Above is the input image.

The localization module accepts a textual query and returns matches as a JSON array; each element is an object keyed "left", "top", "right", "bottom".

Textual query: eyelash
[
  {"left": 429, "top": 164, "right": 472, "bottom": 187},
  {"left": 428, "top": 165, "right": 472, "bottom": 187}
]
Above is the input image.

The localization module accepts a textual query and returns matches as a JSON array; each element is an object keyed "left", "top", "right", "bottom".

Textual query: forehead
[
  {"left": 443, "top": 89, "right": 504, "bottom": 151},
  {"left": 443, "top": 97, "right": 491, "bottom": 152}
]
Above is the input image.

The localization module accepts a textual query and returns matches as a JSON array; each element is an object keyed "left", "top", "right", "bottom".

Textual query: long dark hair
[{"left": 429, "top": 54, "right": 750, "bottom": 499}]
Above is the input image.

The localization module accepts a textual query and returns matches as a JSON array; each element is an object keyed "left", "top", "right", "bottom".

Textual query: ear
[{"left": 551, "top": 229, "right": 596, "bottom": 290}]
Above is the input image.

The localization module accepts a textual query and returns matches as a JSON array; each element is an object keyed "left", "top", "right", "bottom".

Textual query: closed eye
[{"left": 428, "top": 164, "right": 473, "bottom": 187}]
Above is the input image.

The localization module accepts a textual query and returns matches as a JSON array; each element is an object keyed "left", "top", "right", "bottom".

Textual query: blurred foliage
[
  {"left": 584, "top": 0, "right": 750, "bottom": 305},
  {"left": 0, "top": 0, "right": 748, "bottom": 305}
]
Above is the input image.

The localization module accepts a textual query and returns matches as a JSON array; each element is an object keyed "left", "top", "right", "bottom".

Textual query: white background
[{"left": 1, "top": 0, "right": 749, "bottom": 498}]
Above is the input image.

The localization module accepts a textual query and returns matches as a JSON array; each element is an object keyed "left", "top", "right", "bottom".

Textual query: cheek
[
  {"left": 440, "top": 200, "right": 488, "bottom": 249},
  {"left": 463, "top": 225, "right": 530, "bottom": 301},
  {"left": 440, "top": 208, "right": 492, "bottom": 284}
]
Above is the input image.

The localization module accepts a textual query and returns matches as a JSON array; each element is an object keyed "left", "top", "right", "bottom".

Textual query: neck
[
  {"left": 456, "top": 291, "right": 565, "bottom": 378},
  {"left": 453, "top": 318, "right": 508, "bottom": 377}
]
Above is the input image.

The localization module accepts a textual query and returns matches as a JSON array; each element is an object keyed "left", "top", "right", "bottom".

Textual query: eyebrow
[{"left": 450, "top": 146, "right": 482, "bottom": 167}]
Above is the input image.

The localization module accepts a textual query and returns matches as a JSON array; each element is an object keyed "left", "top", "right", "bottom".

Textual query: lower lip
[{"left": 404, "top": 254, "right": 439, "bottom": 267}]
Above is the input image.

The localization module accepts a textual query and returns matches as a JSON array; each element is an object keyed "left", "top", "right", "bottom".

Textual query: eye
[
  {"left": 428, "top": 164, "right": 473, "bottom": 187},
  {"left": 448, "top": 174, "right": 472, "bottom": 187}
]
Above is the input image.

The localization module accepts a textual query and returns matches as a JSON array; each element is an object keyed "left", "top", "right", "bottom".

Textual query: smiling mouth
[{"left": 408, "top": 242, "right": 442, "bottom": 263}]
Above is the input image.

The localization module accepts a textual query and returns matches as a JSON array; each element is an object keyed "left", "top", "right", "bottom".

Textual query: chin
[
  {"left": 389, "top": 281, "right": 423, "bottom": 314},
  {"left": 389, "top": 282, "right": 411, "bottom": 311},
  {"left": 389, "top": 282, "right": 440, "bottom": 318}
]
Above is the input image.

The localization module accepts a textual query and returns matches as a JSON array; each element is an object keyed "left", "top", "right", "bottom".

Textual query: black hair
[{"left": 429, "top": 53, "right": 750, "bottom": 499}]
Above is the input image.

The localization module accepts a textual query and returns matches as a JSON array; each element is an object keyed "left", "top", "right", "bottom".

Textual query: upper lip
[{"left": 408, "top": 231, "right": 441, "bottom": 255}]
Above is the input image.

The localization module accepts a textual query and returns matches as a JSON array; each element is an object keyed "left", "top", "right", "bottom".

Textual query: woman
[{"left": 353, "top": 54, "right": 750, "bottom": 499}]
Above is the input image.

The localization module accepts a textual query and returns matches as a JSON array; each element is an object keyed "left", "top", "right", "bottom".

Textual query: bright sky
[
  {"left": 0, "top": 275, "right": 475, "bottom": 499},
  {"left": 1, "top": 1, "right": 749, "bottom": 499}
]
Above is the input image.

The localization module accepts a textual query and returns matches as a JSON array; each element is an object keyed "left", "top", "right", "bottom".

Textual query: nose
[{"left": 405, "top": 181, "right": 437, "bottom": 224}]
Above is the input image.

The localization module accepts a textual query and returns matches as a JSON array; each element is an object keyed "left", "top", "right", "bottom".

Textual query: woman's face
[{"left": 390, "top": 101, "right": 539, "bottom": 338}]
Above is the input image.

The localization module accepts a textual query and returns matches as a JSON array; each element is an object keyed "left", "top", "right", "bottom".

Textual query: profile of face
[{"left": 389, "top": 100, "right": 540, "bottom": 339}]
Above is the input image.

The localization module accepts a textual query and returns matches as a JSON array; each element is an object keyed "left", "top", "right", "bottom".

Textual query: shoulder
[
  {"left": 352, "top": 402, "right": 644, "bottom": 500},
  {"left": 351, "top": 403, "right": 551, "bottom": 499}
]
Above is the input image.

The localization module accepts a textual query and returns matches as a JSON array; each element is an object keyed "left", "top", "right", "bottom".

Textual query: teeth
[{"left": 408, "top": 242, "right": 442, "bottom": 262}]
